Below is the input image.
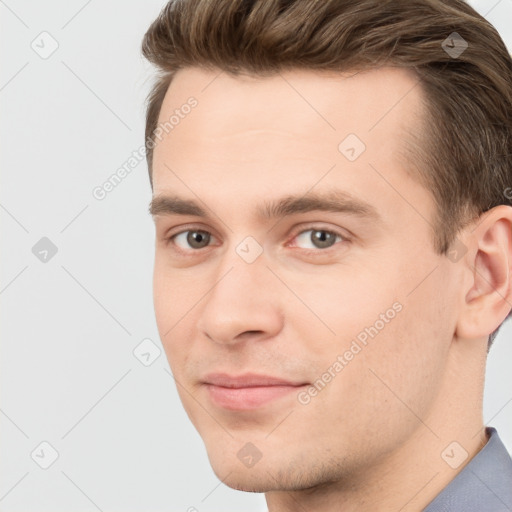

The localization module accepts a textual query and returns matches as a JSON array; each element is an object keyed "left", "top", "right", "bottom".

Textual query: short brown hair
[{"left": 142, "top": 0, "right": 512, "bottom": 349}]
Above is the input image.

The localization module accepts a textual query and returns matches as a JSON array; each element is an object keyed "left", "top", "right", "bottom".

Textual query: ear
[{"left": 455, "top": 205, "right": 512, "bottom": 340}]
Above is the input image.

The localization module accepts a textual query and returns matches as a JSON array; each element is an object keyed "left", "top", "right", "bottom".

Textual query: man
[{"left": 143, "top": 0, "right": 512, "bottom": 510}]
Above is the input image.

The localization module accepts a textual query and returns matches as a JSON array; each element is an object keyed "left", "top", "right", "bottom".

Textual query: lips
[
  {"left": 202, "top": 372, "right": 309, "bottom": 410},
  {"left": 203, "top": 372, "right": 307, "bottom": 388}
]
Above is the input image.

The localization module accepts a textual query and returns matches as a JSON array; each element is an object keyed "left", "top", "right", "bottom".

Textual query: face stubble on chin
[{"left": 150, "top": 66, "right": 462, "bottom": 498}]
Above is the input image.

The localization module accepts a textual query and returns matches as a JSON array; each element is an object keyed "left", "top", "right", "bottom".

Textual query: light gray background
[{"left": 1, "top": 1, "right": 511, "bottom": 510}]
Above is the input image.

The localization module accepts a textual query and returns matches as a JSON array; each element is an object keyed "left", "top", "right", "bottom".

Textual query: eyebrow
[{"left": 148, "top": 190, "right": 380, "bottom": 223}]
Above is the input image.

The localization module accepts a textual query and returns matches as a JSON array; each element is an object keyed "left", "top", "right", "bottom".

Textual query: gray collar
[{"left": 424, "top": 427, "right": 512, "bottom": 511}]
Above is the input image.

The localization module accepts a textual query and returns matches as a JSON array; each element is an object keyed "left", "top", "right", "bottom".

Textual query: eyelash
[{"left": 163, "top": 225, "right": 349, "bottom": 255}]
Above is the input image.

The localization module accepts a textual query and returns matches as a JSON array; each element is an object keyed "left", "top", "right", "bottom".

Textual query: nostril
[{"left": 235, "top": 330, "right": 265, "bottom": 341}]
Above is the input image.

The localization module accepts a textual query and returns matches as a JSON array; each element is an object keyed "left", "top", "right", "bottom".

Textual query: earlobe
[{"left": 455, "top": 206, "right": 512, "bottom": 340}]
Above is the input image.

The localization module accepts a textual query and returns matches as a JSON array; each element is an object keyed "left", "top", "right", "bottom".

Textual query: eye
[
  {"left": 165, "top": 226, "right": 347, "bottom": 254},
  {"left": 171, "top": 229, "right": 213, "bottom": 250},
  {"left": 291, "top": 228, "right": 345, "bottom": 250}
]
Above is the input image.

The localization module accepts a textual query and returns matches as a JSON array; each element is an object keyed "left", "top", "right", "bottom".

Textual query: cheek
[
  {"left": 285, "top": 263, "right": 403, "bottom": 355},
  {"left": 303, "top": 309, "right": 444, "bottom": 456},
  {"left": 152, "top": 262, "right": 194, "bottom": 369},
  {"left": 152, "top": 259, "right": 201, "bottom": 329},
  {"left": 296, "top": 260, "right": 453, "bottom": 429},
  {"left": 152, "top": 256, "right": 169, "bottom": 311},
  {"left": 347, "top": 283, "right": 451, "bottom": 428},
  {"left": 153, "top": 268, "right": 172, "bottom": 346}
]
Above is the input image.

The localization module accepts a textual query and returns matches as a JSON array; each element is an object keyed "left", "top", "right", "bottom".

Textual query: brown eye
[
  {"left": 173, "top": 230, "right": 212, "bottom": 249},
  {"left": 294, "top": 229, "right": 343, "bottom": 250},
  {"left": 310, "top": 230, "right": 338, "bottom": 249}
]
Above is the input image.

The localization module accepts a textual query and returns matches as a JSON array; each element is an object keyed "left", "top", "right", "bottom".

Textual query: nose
[{"left": 196, "top": 254, "right": 284, "bottom": 346}]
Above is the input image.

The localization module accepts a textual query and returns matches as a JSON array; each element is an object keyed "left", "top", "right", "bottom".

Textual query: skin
[{"left": 150, "top": 66, "right": 512, "bottom": 511}]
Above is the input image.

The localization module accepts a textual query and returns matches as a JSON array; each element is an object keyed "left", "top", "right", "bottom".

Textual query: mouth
[{"left": 202, "top": 372, "right": 309, "bottom": 411}]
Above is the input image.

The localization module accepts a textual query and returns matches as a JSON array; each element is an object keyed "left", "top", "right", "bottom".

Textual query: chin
[
  {"left": 219, "top": 469, "right": 280, "bottom": 493},
  {"left": 207, "top": 455, "right": 275, "bottom": 493}
]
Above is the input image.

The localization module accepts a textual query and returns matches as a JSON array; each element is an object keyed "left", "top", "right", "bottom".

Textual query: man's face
[{"left": 151, "top": 66, "right": 460, "bottom": 491}]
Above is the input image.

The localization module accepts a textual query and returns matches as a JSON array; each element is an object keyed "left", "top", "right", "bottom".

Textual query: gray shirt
[{"left": 424, "top": 426, "right": 512, "bottom": 511}]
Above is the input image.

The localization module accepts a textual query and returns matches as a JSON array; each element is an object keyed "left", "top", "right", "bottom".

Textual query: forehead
[
  {"left": 153, "top": 65, "right": 423, "bottom": 158},
  {"left": 156, "top": 65, "right": 422, "bottom": 135},
  {"left": 151, "top": 65, "right": 427, "bottom": 219}
]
